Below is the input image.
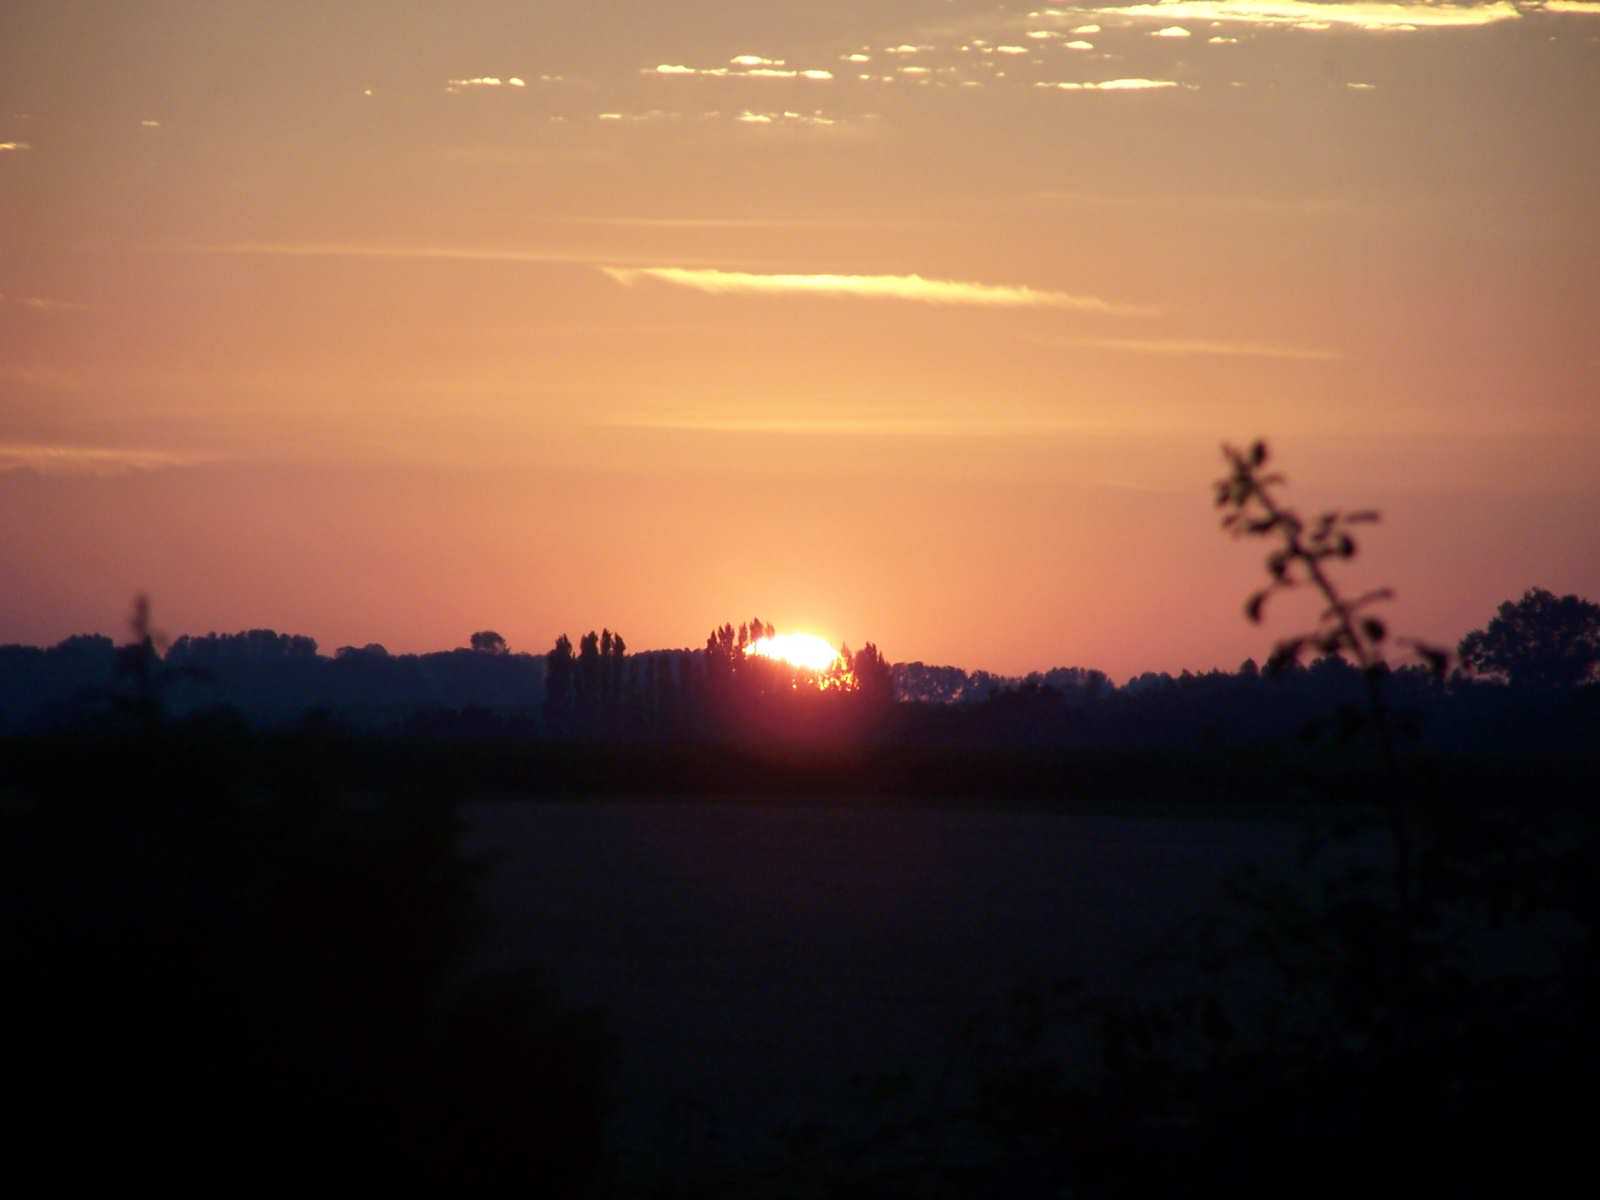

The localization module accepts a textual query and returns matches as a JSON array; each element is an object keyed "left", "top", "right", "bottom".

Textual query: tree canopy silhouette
[
  {"left": 1457, "top": 586, "right": 1600, "bottom": 690},
  {"left": 470, "top": 630, "right": 509, "bottom": 655}
]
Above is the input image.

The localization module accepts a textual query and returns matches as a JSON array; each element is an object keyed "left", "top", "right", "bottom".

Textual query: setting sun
[{"left": 745, "top": 632, "right": 844, "bottom": 673}]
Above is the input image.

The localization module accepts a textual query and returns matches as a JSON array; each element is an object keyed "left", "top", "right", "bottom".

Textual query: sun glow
[{"left": 745, "top": 632, "right": 845, "bottom": 673}]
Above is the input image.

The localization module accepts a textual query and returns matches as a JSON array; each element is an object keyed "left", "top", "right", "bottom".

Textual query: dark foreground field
[
  {"left": 464, "top": 801, "right": 1388, "bottom": 1188},
  {"left": 5, "top": 729, "right": 1596, "bottom": 1196}
]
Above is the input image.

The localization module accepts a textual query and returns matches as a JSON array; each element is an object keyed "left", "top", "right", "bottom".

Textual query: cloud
[
  {"left": 1088, "top": 1, "right": 1521, "bottom": 30},
  {"left": 0, "top": 364, "right": 85, "bottom": 391},
  {"left": 181, "top": 242, "right": 766, "bottom": 271},
  {"left": 559, "top": 215, "right": 924, "bottom": 230},
  {"left": 0, "top": 444, "right": 213, "bottom": 476},
  {"left": 446, "top": 76, "right": 517, "bottom": 90},
  {"left": 1209, "top": 34, "right": 1242, "bottom": 42},
  {"left": 1072, "top": 24, "right": 1103, "bottom": 33},
  {"left": 1066, "top": 40, "right": 1097, "bottom": 49},
  {"left": 0, "top": 293, "right": 89, "bottom": 313},
  {"left": 1035, "top": 78, "right": 1184, "bottom": 90},
  {"left": 1151, "top": 25, "right": 1194, "bottom": 36},
  {"left": 1048, "top": 335, "right": 1342, "bottom": 361},
  {"left": 1541, "top": 0, "right": 1600, "bottom": 11},
  {"left": 601, "top": 412, "right": 1115, "bottom": 437},
  {"left": 734, "top": 110, "right": 839, "bottom": 126},
  {"left": 600, "top": 267, "right": 1155, "bottom": 314},
  {"left": 648, "top": 62, "right": 833, "bottom": 80},
  {"left": 0, "top": 141, "right": 32, "bottom": 152}
]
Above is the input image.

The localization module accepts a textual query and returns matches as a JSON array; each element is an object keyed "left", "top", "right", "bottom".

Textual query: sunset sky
[{"left": 3, "top": 1, "right": 1597, "bottom": 679}]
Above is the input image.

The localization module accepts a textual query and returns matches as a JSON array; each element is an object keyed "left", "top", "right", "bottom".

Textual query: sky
[{"left": 2, "top": 1, "right": 1597, "bottom": 679}]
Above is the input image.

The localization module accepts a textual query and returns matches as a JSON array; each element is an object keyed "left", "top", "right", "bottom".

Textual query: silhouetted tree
[
  {"left": 544, "top": 634, "right": 575, "bottom": 735},
  {"left": 335, "top": 643, "right": 389, "bottom": 660},
  {"left": 1457, "top": 586, "right": 1600, "bottom": 690},
  {"left": 470, "top": 630, "right": 509, "bottom": 655},
  {"left": 850, "top": 642, "right": 894, "bottom": 709}
]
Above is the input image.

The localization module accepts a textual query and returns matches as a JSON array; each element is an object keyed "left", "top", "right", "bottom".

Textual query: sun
[{"left": 744, "top": 631, "right": 844, "bottom": 673}]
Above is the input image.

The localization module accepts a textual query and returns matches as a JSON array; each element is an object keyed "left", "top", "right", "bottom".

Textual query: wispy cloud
[
  {"left": 445, "top": 76, "right": 526, "bottom": 92},
  {"left": 0, "top": 444, "right": 214, "bottom": 476},
  {"left": 0, "top": 141, "right": 32, "bottom": 152},
  {"left": 601, "top": 412, "right": 1111, "bottom": 437},
  {"left": 647, "top": 63, "right": 834, "bottom": 80},
  {"left": 600, "top": 267, "right": 1156, "bottom": 314},
  {"left": 0, "top": 364, "right": 86, "bottom": 391},
  {"left": 733, "top": 110, "right": 839, "bottom": 126},
  {"left": 1035, "top": 78, "right": 1184, "bottom": 91},
  {"left": 561, "top": 214, "right": 935, "bottom": 230},
  {"left": 0, "top": 293, "right": 89, "bottom": 313},
  {"left": 176, "top": 242, "right": 769, "bottom": 271},
  {"left": 1089, "top": 1, "right": 1521, "bottom": 30},
  {"left": 1540, "top": 0, "right": 1600, "bottom": 11},
  {"left": 1046, "top": 335, "right": 1342, "bottom": 361}
]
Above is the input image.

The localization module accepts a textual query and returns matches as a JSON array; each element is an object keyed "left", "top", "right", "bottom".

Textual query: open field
[{"left": 464, "top": 801, "right": 1385, "bottom": 1177}]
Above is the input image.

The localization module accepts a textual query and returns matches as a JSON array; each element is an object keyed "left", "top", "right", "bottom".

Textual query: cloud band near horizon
[{"left": 599, "top": 267, "right": 1154, "bottom": 314}]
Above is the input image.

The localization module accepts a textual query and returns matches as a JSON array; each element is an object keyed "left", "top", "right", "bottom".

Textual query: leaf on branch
[
  {"left": 1245, "top": 590, "right": 1270, "bottom": 624},
  {"left": 1362, "top": 618, "right": 1387, "bottom": 644},
  {"left": 1250, "top": 440, "right": 1268, "bottom": 467}
]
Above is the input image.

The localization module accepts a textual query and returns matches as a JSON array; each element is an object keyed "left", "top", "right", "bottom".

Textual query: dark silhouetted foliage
[
  {"left": 1458, "top": 585, "right": 1600, "bottom": 690},
  {"left": 470, "top": 629, "right": 510, "bottom": 655}
]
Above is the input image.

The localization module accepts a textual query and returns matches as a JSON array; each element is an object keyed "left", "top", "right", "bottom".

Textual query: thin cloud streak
[
  {"left": 559, "top": 215, "right": 943, "bottom": 230},
  {"left": 174, "top": 242, "right": 773, "bottom": 271},
  {"left": 0, "top": 293, "right": 90, "bottom": 313},
  {"left": 600, "top": 267, "right": 1156, "bottom": 314},
  {"left": 0, "top": 444, "right": 216, "bottom": 476},
  {"left": 1092, "top": 1, "right": 1521, "bottom": 29},
  {"left": 600, "top": 413, "right": 1118, "bottom": 437},
  {"left": 1047, "top": 335, "right": 1342, "bottom": 361},
  {"left": 1035, "top": 79, "right": 1183, "bottom": 91}
]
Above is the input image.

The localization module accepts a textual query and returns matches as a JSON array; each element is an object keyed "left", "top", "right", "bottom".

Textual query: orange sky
[{"left": 3, "top": 2, "right": 1598, "bottom": 679}]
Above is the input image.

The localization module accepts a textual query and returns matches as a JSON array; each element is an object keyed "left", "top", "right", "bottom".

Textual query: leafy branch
[{"left": 1215, "top": 440, "right": 1451, "bottom": 918}]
